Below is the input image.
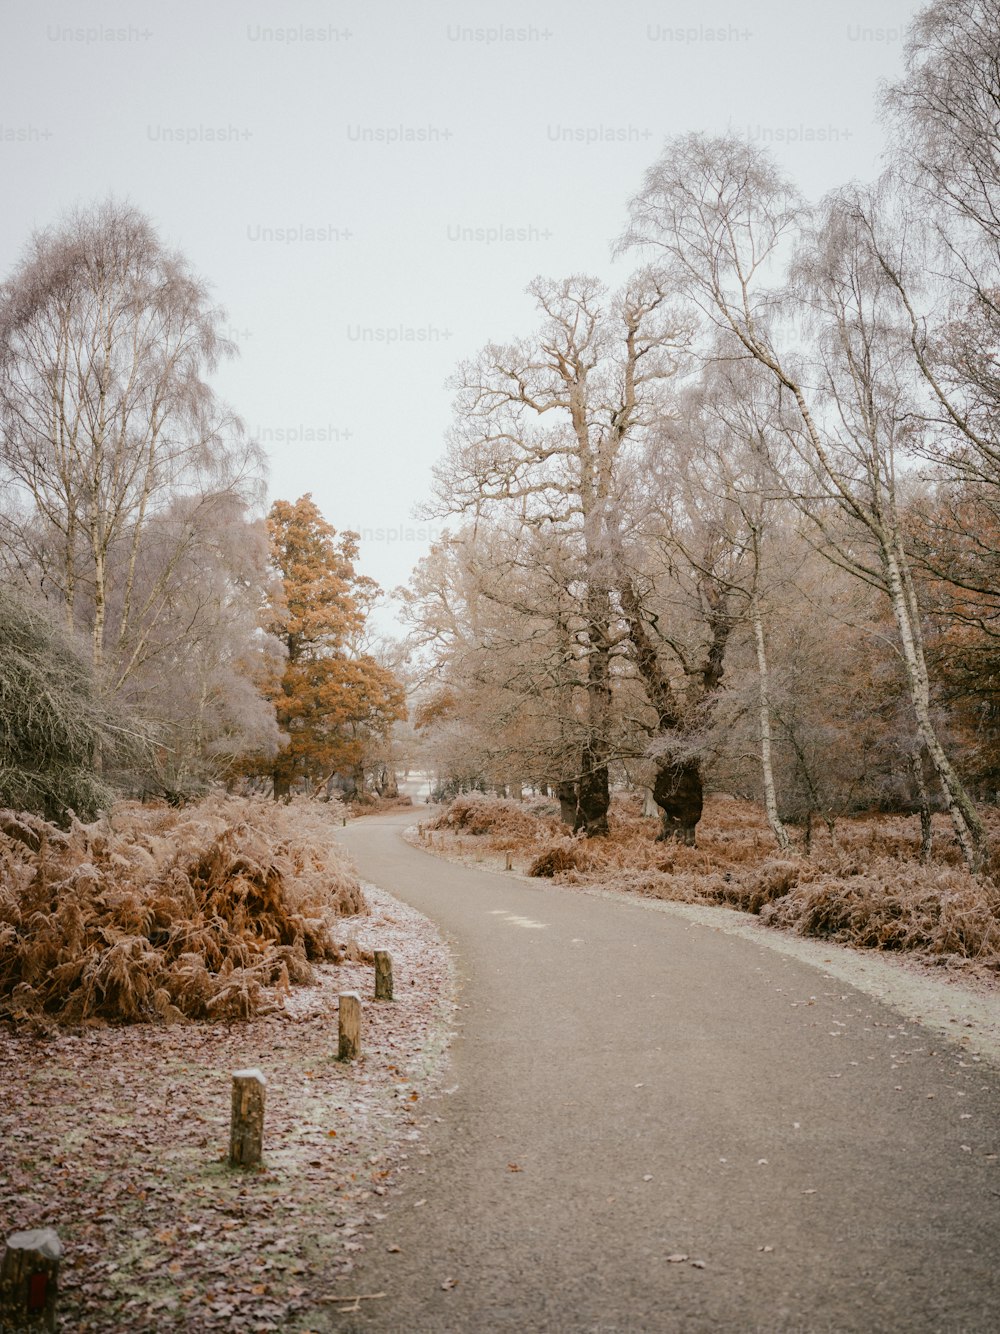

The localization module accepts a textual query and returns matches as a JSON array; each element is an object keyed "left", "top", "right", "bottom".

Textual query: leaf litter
[{"left": 0, "top": 880, "right": 455, "bottom": 1331}]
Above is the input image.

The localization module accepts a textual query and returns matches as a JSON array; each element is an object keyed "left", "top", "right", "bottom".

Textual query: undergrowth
[
  {"left": 431, "top": 791, "right": 560, "bottom": 847},
  {"left": 0, "top": 795, "right": 368, "bottom": 1027},
  {"left": 427, "top": 792, "right": 1000, "bottom": 968}
]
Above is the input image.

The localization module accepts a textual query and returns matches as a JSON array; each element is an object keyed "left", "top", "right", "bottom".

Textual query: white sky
[{"left": 1, "top": 0, "right": 922, "bottom": 631}]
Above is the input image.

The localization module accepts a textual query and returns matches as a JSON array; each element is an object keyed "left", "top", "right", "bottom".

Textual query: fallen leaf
[
  {"left": 666, "top": 1253, "right": 688, "bottom": 1263},
  {"left": 507, "top": 1163, "right": 522, "bottom": 1172},
  {"left": 691, "top": 1260, "right": 707, "bottom": 1269}
]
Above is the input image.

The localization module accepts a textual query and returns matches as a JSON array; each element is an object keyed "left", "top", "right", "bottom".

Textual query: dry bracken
[{"left": 0, "top": 794, "right": 368, "bottom": 1026}]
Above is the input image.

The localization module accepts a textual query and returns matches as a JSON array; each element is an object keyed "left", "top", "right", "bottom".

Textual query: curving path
[{"left": 328, "top": 810, "right": 1000, "bottom": 1333}]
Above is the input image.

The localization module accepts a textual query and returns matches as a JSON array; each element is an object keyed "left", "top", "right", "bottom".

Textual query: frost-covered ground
[{"left": 0, "top": 884, "right": 455, "bottom": 1332}]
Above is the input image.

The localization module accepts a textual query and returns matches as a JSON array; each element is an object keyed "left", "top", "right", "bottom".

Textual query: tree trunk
[
  {"left": 751, "top": 596, "right": 791, "bottom": 852},
  {"left": 617, "top": 574, "right": 707, "bottom": 846},
  {"left": 580, "top": 583, "right": 612, "bottom": 837},
  {"left": 908, "top": 748, "right": 934, "bottom": 865},
  {"left": 884, "top": 548, "right": 985, "bottom": 871},
  {"left": 577, "top": 741, "right": 610, "bottom": 836},
  {"left": 653, "top": 759, "right": 703, "bottom": 845},
  {"left": 556, "top": 780, "right": 578, "bottom": 828}
]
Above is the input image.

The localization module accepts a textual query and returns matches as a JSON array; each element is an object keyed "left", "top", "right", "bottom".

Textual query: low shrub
[
  {"left": 712, "top": 859, "right": 807, "bottom": 914},
  {"left": 432, "top": 792, "right": 558, "bottom": 846},
  {"left": 528, "top": 840, "right": 592, "bottom": 878},
  {"left": 760, "top": 862, "right": 1000, "bottom": 959},
  {"left": 0, "top": 795, "right": 367, "bottom": 1026}
]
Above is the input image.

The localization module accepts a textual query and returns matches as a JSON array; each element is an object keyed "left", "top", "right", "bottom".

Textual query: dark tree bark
[
  {"left": 577, "top": 582, "right": 613, "bottom": 836},
  {"left": 618, "top": 576, "right": 704, "bottom": 842},
  {"left": 618, "top": 573, "right": 733, "bottom": 848},
  {"left": 556, "top": 780, "right": 579, "bottom": 828},
  {"left": 577, "top": 742, "right": 610, "bottom": 836},
  {"left": 653, "top": 760, "right": 704, "bottom": 844}
]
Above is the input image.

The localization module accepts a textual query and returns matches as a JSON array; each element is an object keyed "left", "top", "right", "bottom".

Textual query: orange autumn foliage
[{"left": 264, "top": 496, "right": 406, "bottom": 796}]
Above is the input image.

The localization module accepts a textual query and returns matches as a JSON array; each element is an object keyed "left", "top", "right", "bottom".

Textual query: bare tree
[
  {"left": 427, "top": 273, "right": 688, "bottom": 834},
  {"left": 677, "top": 355, "right": 797, "bottom": 850},
  {"left": 0, "top": 200, "right": 263, "bottom": 698},
  {"left": 621, "top": 135, "right": 986, "bottom": 869},
  {"left": 402, "top": 521, "right": 600, "bottom": 806},
  {"left": 613, "top": 424, "right": 744, "bottom": 845}
]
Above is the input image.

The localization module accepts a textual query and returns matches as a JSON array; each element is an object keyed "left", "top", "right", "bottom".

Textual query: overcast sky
[{"left": 1, "top": 0, "right": 923, "bottom": 627}]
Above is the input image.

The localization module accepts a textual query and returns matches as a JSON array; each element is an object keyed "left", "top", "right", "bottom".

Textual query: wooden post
[
  {"left": 374, "top": 951, "right": 393, "bottom": 1001},
  {"left": 505, "top": 852, "right": 513, "bottom": 871},
  {"left": 229, "top": 1068, "right": 266, "bottom": 1168},
  {"left": 339, "top": 991, "right": 362, "bottom": 1060},
  {"left": 1, "top": 1228, "right": 62, "bottom": 1331}
]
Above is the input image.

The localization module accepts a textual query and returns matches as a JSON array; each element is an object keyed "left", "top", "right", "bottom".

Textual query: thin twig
[{"left": 323, "top": 1290, "right": 387, "bottom": 1312}]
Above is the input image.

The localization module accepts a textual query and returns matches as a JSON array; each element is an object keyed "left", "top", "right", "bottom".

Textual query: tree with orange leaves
[{"left": 264, "top": 495, "right": 406, "bottom": 798}]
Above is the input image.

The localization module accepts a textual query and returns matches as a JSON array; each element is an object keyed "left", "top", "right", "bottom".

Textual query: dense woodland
[{"left": 403, "top": 0, "right": 1000, "bottom": 875}]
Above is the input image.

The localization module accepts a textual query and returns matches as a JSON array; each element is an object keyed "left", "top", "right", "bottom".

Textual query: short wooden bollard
[
  {"left": 339, "top": 991, "right": 362, "bottom": 1061},
  {"left": 229, "top": 1068, "right": 266, "bottom": 1168},
  {"left": 0, "top": 1228, "right": 62, "bottom": 1331},
  {"left": 374, "top": 950, "right": 394, "bottom": 1001}
]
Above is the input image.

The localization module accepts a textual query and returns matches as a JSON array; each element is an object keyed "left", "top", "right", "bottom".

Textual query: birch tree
[
  {"left": 0, "top": 200, "right": 262, "bottom": 695},
  {"left": 621, "top": 135, "right": 987, "bottom": 869}
]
